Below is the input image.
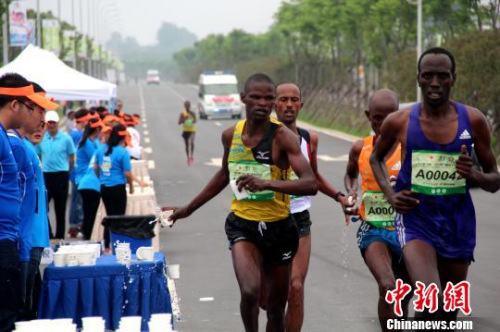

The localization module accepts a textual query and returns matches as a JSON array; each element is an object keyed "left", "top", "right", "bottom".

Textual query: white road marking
[
  {"left": 148, "top": 160, "right": 155, "bottom": 169},
  {"left": 144, "top": 137, "right": 150, "bottom": 144},
  {"left": 143, "top": 123, "right": 148, "bottom": 129},
  {"left": 143, "top": 130, "right": 149, "bottom": 135},
  {"left": 199, "top": 297, "right": 214, "bottom": 302},
  {"left": 143, "top": 147, "right": 153, "bottom": 154},
  {"left": 215, "top": 122, "right": 222, "bottom": 127},
  {"left": 204, "top": 158, "right": 222, "bottom": 167},
  {"left": 138, "top": 84, "right": 146, "bottom": 112},
  {"left": 317, "top": 154, "right": 349, "bottom": 162},
  {"left": 165, "top": 84, "right": 186, "bottom": 101}
]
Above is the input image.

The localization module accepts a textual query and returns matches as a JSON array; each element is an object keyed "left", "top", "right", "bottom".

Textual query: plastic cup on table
[
  {"left": 119, "top": 316, "right": 142, "bottom": 332},
  {"left": 136, "top": 246, "right": 155, "bottom": 261},
  {"left": 168, "top": 264, "right": 180, "bottom": 279}
]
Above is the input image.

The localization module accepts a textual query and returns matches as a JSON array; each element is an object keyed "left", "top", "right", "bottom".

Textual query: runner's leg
[
  {"left": 263, "top": 263, "right": 291, "bottom": 332},
  {"left": 364, "top": 241, "right": 401, "bottom": 332},
  {"left": 437, "top": 258, "right": 469, "bottom": 323},
  {"left": 286, "top": 234, "right": 311, "bottom": 332},
  {"left": 189, "top": 132, "right": 195, "bottom": 160},
  {"left": 402, "top": 239, "right": 441, "bottom": 319},
  {"left": 231, "top": 241, "right": 263, "bottom": 332}
]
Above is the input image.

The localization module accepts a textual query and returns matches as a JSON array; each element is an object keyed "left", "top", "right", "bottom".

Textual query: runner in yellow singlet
[
  {"left": 344, "top": 89, "right": 411, "bottom": 331},
  {"left": 178, "top": 100, "right": 196, "bottom": 165},
  {"left": 163, "top": 74, "right": 317, "bottom": 332}
]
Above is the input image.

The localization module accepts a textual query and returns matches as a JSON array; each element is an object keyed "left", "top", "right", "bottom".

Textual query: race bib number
[
  {"left": 411, "top": 151, "right": 465, "bottom": 195},
  {"left": 184, "top": 118, "right": 194, "bottom": 127},
  {"left": 362, "top": 191, "right": 395, "bottom": 228},
  {"left": 228, "top": 161, "right": 273, "bottom": 201}
]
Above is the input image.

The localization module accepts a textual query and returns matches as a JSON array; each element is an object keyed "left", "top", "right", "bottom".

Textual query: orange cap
[
  {"left": 0, "top": 85, "right": 58, "bottom": 110},
  {"left": 28, "top": 91, "right": 59, "bottom": 110}
]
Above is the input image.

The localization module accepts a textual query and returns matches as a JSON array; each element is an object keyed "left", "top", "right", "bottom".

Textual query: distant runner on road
[
  {"left": 344, "top": 89, "right": 411, "bottom": 331},
  {"left": 263, "top": 82, "right": 350, "bottom": 332},
  {"left": 164, "top": 73, "right": 317, "bottom": 332},
  {"left": 370, "top": 47, "right": 500, "bottom": 322},
  {"left": 178, "top": 100, "right": 196, "bottom": 166}
]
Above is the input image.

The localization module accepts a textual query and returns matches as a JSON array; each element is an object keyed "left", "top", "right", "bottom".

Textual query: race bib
[
  {"left": 411, "top": 150, "right": 465, "bottom": 195},
  {"left": 362, "top": 191, "right": 395, "bottom": 228},
  {"left": 184, "top": 118, "right": 194, "bottom": 127},
  {"left": 228, "top": 160, "right": 273, "bottom": 201}
]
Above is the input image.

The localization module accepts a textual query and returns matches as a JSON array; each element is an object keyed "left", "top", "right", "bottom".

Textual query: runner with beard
[{"left": 164, "top": 74, "right": 317, "bottom": 332}]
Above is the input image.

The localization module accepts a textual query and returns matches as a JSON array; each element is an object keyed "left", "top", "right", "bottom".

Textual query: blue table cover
[{"left": 38, "top": 252, "right": 172, "bottom": 331}]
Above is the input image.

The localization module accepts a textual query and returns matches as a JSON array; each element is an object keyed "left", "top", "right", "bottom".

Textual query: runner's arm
[
  {"left": 166, "top": 127, "right": 233, "bottom": 221},
  {"left": 461, "top": 108, "right": 500, "bottom": 192},
  {"left": 370, "top": 112, "right": 419, "bottom": 212},
  {"left": 344, "top": 139, "right": 363, "bottom": 196},
  {"left": 310, "top": 132, "right": 344, "bottom": 199},
  {"left": 178, "top": 113, "right": 185, "bottom": 125},
  {"left": 267, "top": 125, "right": 317, "bottom": 196}
]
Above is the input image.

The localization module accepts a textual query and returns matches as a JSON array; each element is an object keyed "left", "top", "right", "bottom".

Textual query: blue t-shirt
[
  {"left": 69, "top": 129, "right": 83, "bottom": 182},
  {"left": 95, "top": 144, "right": 132, "bottom": 187},
  {"left": 8, "top": 131, "right": 36, "bottom": 262},
  {"left": 36, "top": 131, "right": 76, "bottom": 172},
  {"left": 0, "top": 124, "right": 20, "bottom": 242},
  {"left": 75, "top": 138, "right": 98, "bottom": 185},
  {"left": 78, "top": 153, "right": 101, "bottom": 192},
  {"left": 25, "top": 139, "right": 50, "bottom": 249}
]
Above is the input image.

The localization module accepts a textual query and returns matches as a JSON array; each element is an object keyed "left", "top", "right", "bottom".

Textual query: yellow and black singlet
[{"left": 228, "top": 119, "right": 291, "bottom": 222}]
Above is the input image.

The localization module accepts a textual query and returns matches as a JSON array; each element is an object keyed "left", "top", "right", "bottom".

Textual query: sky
[{"left": 25, "top": 0, "right": 284, "bottom": 45}]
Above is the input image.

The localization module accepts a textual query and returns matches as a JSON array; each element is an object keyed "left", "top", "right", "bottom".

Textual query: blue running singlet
[{"left": 395, "top": 102, "right": 476, "bottom": 260}]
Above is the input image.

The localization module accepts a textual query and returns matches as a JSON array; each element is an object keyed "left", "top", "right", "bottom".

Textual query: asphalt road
[{"left": 118, "top": 82, "right": 500, "bottom": 332}]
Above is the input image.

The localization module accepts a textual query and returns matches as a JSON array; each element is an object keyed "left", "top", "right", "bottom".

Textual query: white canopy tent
[{"left": 0, "top": 44, "right": 117, "bottom": 100}]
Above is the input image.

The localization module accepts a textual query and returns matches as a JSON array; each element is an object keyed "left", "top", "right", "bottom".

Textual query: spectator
[
  {"left": 76, "top": 118, "right": 102, "bottom": 240},
  {"left": 36, "top": 111, "right": 76, "bottom": 239},
  {"left": 0, "top": 73, "right": 33, "bottom": 332},
  {"left": 125, "top": 114, "right": 142, "bottom": 160},
  {"left": 68, "top": 109, "right": 89, "bottom": 237},
  {"left": 94, "top": 124, "right": 133, "bottom": 249}
]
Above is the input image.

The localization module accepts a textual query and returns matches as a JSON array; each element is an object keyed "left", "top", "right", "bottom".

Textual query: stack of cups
[
  {"left": 81, "top": 316, "right": 105, "bottom": 332},
  {"left": 149, "top": 313, "right": 174, "bottom": 332},
  {"left": 14, "top": 319, "right": 76, "bottom": 332},
  {"left": 116, "top": 242, "right": 131, "bottom": 264},
  {"left": 116, "top": 316, "right": 142, "bottom": 332}
]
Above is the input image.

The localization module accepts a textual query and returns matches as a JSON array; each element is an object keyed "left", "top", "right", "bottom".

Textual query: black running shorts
[
  {"left": 225, "top": 212, "right": 299, "bottom": 266},
  {"left": 292, "top": 209, "right": 312, "bottom": 237}
]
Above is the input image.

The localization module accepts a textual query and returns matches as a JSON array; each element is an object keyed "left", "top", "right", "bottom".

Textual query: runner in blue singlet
[{"left": 370, "top": 47, "right": 500, "bottom": 323}]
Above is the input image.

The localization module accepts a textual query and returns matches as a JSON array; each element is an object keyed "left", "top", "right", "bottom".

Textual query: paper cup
[
  {"left": 229, "top": 179, "right": 249, "bottom": 200},
  {"left": 136, "top": 246, "right": 154, "bottom": 261},
  {"left": 168, "top": 264, "right": 180, "bottom": 279},
  {"left": 53, "top": 252, "right": 66, "bottom": 267}
]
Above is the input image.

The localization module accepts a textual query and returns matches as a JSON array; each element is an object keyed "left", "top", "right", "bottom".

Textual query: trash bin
[{"left": 101, "top": 214, "right": 156, "bottom": 254}]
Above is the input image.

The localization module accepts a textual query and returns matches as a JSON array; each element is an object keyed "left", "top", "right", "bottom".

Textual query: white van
[
  {"left": 147, "top": 69, "right": 160, "bottom": 85},
  {"left": 198, "top": 71, "right": 243, "bottom": 120}
]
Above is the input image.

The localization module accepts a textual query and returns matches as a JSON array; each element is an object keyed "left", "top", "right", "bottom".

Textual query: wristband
[{"left": 333, "top": 191, "right": 345, "bottom": 202}]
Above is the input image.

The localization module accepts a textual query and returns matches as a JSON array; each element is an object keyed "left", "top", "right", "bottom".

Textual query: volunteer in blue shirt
[
  {"left": 36, "top": 110, "right": 76, "bottom": 239},
  {"left": 68, "top": 108, "right": 89, "bottom": 238},
  {"left": 76, "top": 118, "right": 103, "bottom": 240},
  {"left": 95, "top": 124, "right": 134, "bottom": 248},
  {"left": 25, "top": 121, "right": 49, "bottom": 319},
  {"left": 7, "top": 82, "right": 58, "bottom": 320},
  {"left": 0, "top": 74, "right": 51, "bottom": 332}
]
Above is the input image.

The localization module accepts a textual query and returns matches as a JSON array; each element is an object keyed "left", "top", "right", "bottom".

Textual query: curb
[{"left": 296, "top": 120, "right": 360, "bottom": 143}]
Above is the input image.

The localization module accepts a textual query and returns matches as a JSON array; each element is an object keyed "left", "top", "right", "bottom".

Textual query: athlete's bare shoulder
[
  {"left": 381, "top": 108, "right": 411, "bottom": 140},
  {"left": 222, "top": 125, "right": 236, "bottom": 148},
  {"left": 349, "top": 139, "right": 364, "bottom": 159},
  {"left": 463, "top": 104, "right": 488, "bottom": 124}
]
